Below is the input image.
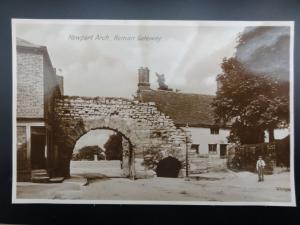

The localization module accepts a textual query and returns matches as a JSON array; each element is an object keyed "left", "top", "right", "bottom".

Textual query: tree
[
  {"left": 212, "top": 57, "right": 289, "bottom": 144},
  {"left": 73, "top": 145, "right": 105, "bottom": 161},
  {"left": 104, "top": 133, "right": 123, "bottom": 160}
]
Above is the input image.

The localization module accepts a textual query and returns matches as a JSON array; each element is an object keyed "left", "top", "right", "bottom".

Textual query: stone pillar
[
  {"left": 129, "top": 148, "right": 136, "bottom": 180},
  {"left": 122, "top": 137, "right": 135, "bottom": 179},
  {"left": 122, "top": 137, "right": 130, "bottom": 177},
  {"left": 55, "top": 140, "right": 71, "bottom": 178}
]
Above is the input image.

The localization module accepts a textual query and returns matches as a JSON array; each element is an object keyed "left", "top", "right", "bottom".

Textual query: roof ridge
[
  {"left": 140, "top": 89, "right": 216, "bottom": 97},
  {"left": 16, "top": 37, "right": 43, "bottom": 48}
]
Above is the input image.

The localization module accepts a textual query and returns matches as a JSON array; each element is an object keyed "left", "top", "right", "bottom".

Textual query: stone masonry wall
[
  {"left": 17, "top": 48, "right": 44, "bottom": 118},
  {"left": 53, "top": 96, "right": 191, "bottom": 177}
]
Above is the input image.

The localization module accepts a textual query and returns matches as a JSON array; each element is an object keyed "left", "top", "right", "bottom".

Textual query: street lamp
[{"left": 185, "top": 123, "right": 190, "bottom": 181}]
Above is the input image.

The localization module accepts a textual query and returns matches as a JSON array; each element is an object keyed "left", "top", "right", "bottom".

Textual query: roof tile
[{"left": 137, "top": 89, "right": 217, "bottom": 127}]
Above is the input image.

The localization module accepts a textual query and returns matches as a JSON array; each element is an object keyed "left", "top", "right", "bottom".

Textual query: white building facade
[{"left": 187, "top": 127, "right": 230, "bottom": 158}]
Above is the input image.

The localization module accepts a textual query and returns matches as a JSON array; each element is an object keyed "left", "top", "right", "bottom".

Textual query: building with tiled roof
[
  {"left": 135, "top": 67, "right": 290, "bottom": 173},
  {"left": 16, "top": 38, "right": 63, "bottom": 181},
  {"left": 136, "top": 67, "right": 230, "bottom": 168}
]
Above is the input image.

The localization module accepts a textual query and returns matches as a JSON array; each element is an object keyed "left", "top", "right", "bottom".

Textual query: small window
[
  {"left": 210, "top": 127, "right": 219, "bottom": 135},
  {"left": 191, "top": 144, "right": 199, "bottom": 154},
  {"left": 208, "top": 144, "right": 217, "bottom": 154}
]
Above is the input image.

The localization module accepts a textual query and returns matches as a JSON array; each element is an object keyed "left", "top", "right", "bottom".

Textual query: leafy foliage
[
  {"left": 72, "top": 145, "right": 105, "bottom": 161},
  {"left": 104, "top": 133, "right": 123, "bottom": 160},
  {"left": 212, "top": 57, "right": 289, "bottom": 144}
]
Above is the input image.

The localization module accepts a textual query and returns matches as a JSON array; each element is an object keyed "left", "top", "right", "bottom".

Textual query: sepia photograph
[{"left": 12, "top": 19, "right": 295, "bottom": 205}]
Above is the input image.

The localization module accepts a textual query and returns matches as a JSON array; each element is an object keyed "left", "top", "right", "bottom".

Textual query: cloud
[
  {"left": 16, "top": 23, "right": 244, "bottom": 97},
  {"left": 236, "top": 26, "right": 290, "bottom": 81}
]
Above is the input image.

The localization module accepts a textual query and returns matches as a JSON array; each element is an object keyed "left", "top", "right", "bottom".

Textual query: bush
[{"left": 104, "top": 133, "right": 123, "bottom": 160}]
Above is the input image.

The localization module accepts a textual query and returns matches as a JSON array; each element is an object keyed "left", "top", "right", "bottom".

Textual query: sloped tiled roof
[
  {"left": 16, "top": 37, "right": 43, "bottom": 48},
  {"left": 137, "top": 89, "right": 218, "bottom": 127}
]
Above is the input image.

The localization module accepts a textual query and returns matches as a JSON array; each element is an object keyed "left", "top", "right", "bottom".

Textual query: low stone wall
[{"left": 188, "top": 149, "right": 227, "bottom": 174}]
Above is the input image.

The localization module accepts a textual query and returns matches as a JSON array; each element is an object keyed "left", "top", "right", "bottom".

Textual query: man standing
[{"left": 256, "top": 156, "right": 266, "bottom": 182}]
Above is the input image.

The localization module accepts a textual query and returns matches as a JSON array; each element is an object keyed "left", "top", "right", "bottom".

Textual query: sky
[
  {"left": 16, "top": 21, "right": 291, "bottom": 149},
  {"left": 73, "top": 129, "right": 115, "bottom": 153},
  {"left": 16, "top": 22, "right": 245, "bottom": 97}
]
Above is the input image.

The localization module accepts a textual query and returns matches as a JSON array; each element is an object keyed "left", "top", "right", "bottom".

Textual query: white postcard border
[{"left": 11, "top": 19, "right": 296, "bottom": 206}]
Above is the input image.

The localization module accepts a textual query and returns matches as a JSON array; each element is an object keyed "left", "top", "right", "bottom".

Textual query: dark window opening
[
  {"left": 31, "top": 127, "right": 46, "bottom": 170},
  {"left": 208, "top": 144, "right": 217, "bottom": 154},
  {"left": 191, "top": 144, "right": 199, "bottom": 154},
  {"left": 210, "top": 127, "right": 219, "bottom": 135},
  {"left": 110, "top": 111, "right": 119, "bottom": 116}
]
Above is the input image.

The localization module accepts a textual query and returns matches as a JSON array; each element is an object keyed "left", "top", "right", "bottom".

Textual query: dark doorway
[
  {"left": 220, "top": 144, "right": 227, "bottom": 158},
  {"left": 276, "top": 135, "right": 290, "bottom": 167},
  {"left": 156, "top": 156, "right": 181, "bottom": 178},
  {"left": 31, "top": 127, "right": 46, "bottom": 170}
]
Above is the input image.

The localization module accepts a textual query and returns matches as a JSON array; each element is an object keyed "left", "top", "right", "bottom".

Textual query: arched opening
[
  {"left": 156, "top": 156, "right": 181, "bottom": 178},
  {"left": 70, "top": 128, "right": 133, "bottom": 178}
]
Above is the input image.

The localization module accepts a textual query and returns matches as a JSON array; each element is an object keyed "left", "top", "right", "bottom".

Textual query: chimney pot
[{"left": 137, "top": 66, "right": 150, "bottom": 91}]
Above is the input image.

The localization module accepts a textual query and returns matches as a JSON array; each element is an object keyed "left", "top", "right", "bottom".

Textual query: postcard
[{"left": 12, "top": 19, "right": 295, "bottom": 206}]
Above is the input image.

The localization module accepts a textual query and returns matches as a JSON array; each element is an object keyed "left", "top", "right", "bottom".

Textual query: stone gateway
[{"left": 53, "top": 96, "right": 191, "bottom": 179}]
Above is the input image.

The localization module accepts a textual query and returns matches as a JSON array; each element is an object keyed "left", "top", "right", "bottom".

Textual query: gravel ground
[{"left": 16, "top": 169, "right": 292, "bottom": 203}]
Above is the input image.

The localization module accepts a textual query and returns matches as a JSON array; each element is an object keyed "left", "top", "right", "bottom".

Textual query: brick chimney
[{"left": 137, "top": 67, "right": 150, "bottom": 91}]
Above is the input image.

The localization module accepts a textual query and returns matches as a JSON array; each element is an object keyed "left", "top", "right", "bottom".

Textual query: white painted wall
[
  {"left": 185, "top": 127, "right": 230, "bottom": 157},
  {"left": 264, "top": 128, "right": 289, "bottom": 142},
  {"left": 185, "top": 127, "right": 289, "bottom": 157}
]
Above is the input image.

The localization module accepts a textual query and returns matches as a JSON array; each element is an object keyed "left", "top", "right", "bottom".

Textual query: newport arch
[{"left": 51, "top": 96, "right": 191, "bottom": 179}]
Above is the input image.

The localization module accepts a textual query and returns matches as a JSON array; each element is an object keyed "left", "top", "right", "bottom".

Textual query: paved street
[
  {"left": 17, "top": 162, "right": 292, "bottom": 203},
  {"left": 70, "top": 160, "right": 124, "bottom": 177}
]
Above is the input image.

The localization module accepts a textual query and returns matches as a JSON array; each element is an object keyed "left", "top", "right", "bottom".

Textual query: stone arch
[
  {"left": 55, "top": 116, "right": 139, "bottom": 178},
  {"left": 66, "top": 116, "right": 139, "bottom": 150},
  {"left": 53, "top": 96, "right": 191, "bottom": 178}
]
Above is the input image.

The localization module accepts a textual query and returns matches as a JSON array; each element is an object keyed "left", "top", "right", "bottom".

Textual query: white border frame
[{"left": 11, "top": 19, "right": 296, "bottom": 206}]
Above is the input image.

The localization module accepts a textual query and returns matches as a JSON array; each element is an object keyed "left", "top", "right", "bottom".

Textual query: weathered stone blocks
[{"left": 53, "top": 96, "right": 191, "bottom": 177}]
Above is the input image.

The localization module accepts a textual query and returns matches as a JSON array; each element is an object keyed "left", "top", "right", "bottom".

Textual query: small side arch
[{"left": 156, "top": 156, "right": 182, "bottom": 178}]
